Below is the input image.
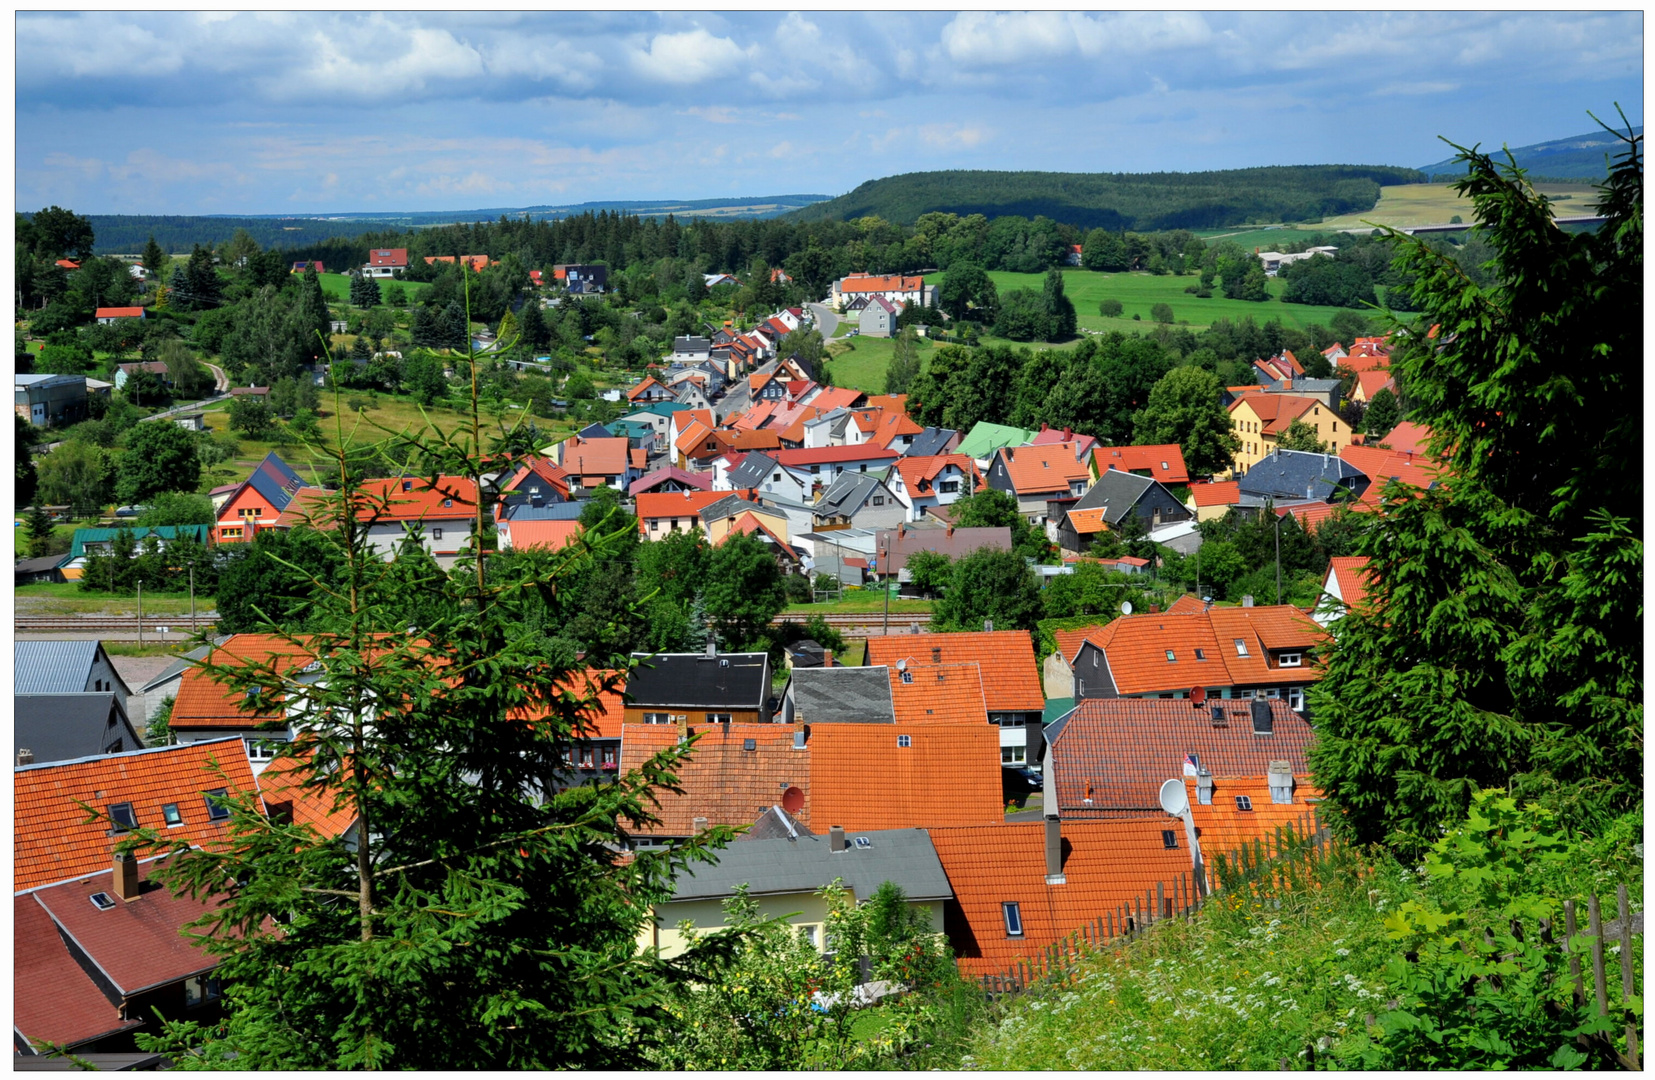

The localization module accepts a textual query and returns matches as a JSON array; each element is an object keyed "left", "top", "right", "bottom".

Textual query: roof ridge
[{"left": 14, "top": 735, "right": 244, "bottom": 773}]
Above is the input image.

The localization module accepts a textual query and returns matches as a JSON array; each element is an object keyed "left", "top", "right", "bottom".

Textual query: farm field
[
  {"left": 821, "top": 333, "right": 937, "bottom": 392},
  {"left": 1196, "top": 181, "right": 1600, "bottom": 239},
  {"left": 316, "top": 273, "right": 432, "bottom": 304},
  {"left": 934, "top": 268, "right": 1353, "bottom": 334}
]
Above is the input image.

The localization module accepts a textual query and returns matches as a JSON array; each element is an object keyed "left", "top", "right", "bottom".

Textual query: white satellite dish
[
  {"left": 1120, "top": 600, "right": 1134, "bottom": 616},
  {"left": 1158, "top": 778, "right": 1189, "bottom": 817}
]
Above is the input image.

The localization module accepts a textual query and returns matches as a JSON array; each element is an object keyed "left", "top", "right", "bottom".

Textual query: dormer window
[
  {"left": 402, "top": 481, "right": 413, "bottom": 492},
  {"left": 1279, "top": 652, "right": 1302, "bottom": 667}
]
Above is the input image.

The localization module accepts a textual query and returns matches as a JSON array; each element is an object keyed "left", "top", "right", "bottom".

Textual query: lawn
[
  {"left": 15, "top": 582, "right": 210, "bottom": 617},
  {"left": 821, "top": 334, "right": 936, "bottom": 392},
  {"left": 782, "top": 592, "right": 933, "bottom": 616},
  {"left": 316, "top": 273, "right": 432, "bottom": 305},
  {"left": 935, "top": 268, "right": 1370, "bottom": 334}
]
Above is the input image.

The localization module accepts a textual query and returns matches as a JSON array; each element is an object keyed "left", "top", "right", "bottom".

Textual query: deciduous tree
[{"left": 1131, "top": 365, "right": 1241, "bottom": 478}]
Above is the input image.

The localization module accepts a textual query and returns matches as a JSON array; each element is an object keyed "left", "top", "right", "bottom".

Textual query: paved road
[{"left": 806, "top": 302, "right": 842, "bottom": 341}]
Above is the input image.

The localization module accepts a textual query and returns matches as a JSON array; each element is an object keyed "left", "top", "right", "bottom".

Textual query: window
[
  {"left": 797, "top": 923, "right": 821, "bottom": 949},
  {"left": 1238, "top": 689, "right": 1256, "bottom": 700},
  {"left": 1235, "top": 795, "right": 1254, "bottom": 811},
  {"left": 246, "top": 740, "right": 277, "bottom": 762},
  {"left": 203, "top": 788, "right": 231, "bottom": 822},
  {"left": 773, "top": 472, "right": 782, "bottom": 482},
  {"left": 222, "top": 527, "right": 243, "bottom": 539},
  {"left": 601, "top": 746, "right": 618, "bottom": 767},
  {"left": 162, "top": 803, "right": 183, "bottom": 826},
  {"left": 706, "top": 712, "right": 733, "bottom": 723},
  {"left": 1234, "top": 638, "right": 1249, "bottom": 657},
  {"left": 1001, "top": 745, "right": 1026, "bottom": 764},
  {"left": 1332, "top": 421, "right": 1339, "bottom": 433},
  {"left": 1194, "top": 649, "right": 1206, "bottom": 661},
  {"left": 1002, "top": 902, "right": 1024, "bottom": 937},
  {"left": 1288, "top": 687, "right": 1305, "bottom": 712},
  {"left": 900, "top": 670, "right": 913, "bottom": 684},
  {"left": 642, "top": 712, "right": 672, "bottom": 725},
  {"left": 1165, "top": 650, "right": 1176, "bottom": 662},
  {"left": 1264, "top": 688, "right": 1281, "bottom": 699},
  {"left": 897, "top": 734, "right": 912, "bottom": 748},
  {"left": 1162, "top": 830, "right": 1179, "bottom": 849},
  {"left": 872, "top": 496, "right": 884, "bottom": 505},
  {"left": 184, "top": 975, "right": 221, "bottom": 1008},
  {"left": 89, "top": 892, "right": 117, "bottom": 911},
  {"left": 940, "top": 480, "right": 959, "bottom": 494},
  {"left": 431, "top": 528, "right": 443, "bottom": 541},
  {"left": 1091, "top": 652, "right": 1099, "bottom": 667},
  {"left": 1278, "top": 652, "right": 1302, "bottom": 667},
  {"left": 442, "top": 499, "right": 453, "bottom": 508},
  {"left": 108, "top": 803, "right": 137, "bottom": 831},
  {"left": 580, "top": 747, "right": 595, "bottom": 768}
]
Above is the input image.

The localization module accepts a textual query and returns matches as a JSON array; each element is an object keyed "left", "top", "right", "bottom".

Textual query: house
[
  {"left": 214, "top": 452, "right": 311, "bottom": 544},
  {"left": 546, "top": 668, "right": 626, "bottom": 784},
  {"left": 15, "top": 694, "right": 145, "bottom": 765},
  {"left": 1349, "top": 370, "right": 1397, "bottom": 405},
  {"left": 987, "top": 443, "right": 1094, "bottom": 523},
  {"left": 497, "top": 515, "right": 583, "bottom": 552},
  {"left": 624, "top": 650, "right": 773, "bottom": 725},
  {"left": 15, "top": 855, "right": 227, "bottom": 1054},
  {"left": 702, "top": 273, "right": 739, "bottom": 289},
  {"left": 549, "top": 436, "right": 642, "bottom": 493},
  {"left": 1228, "top": 394, "right": 1351, "bottom": 476},
  {"left": 14, "top": 552, "right": 68, "bottom": 586},
  {"left": 955, "top": 421, "right": 1039, "bottom": 465},
  {"left": 15, "top": 640, "right": 133, "bottom": 711},
  {"left": 1092, "top": 443, "right": 1190, "bottom": 486},
  {"left": 722, "top": 451, "right": 806, "bottom": 503},
  {"left": 227, "top": 385, "right": 271, "bottom": 401},
  {"left": 173, "top": 412, "right": 207, "bottom": 432},
  {"left": 868, "top": 631, "right": 1046, "bottom": 769},
  {"left": 700, "top": 494, "right": 794, "bottom": 547},
  {"left": 167, "top": 635, "right": 318, "bottom": 770},
  {"left": 132, "top": 638, "right": 229, "bottom": 728},
  {"left": 553, "top": 264, "right": 607, "bottom": 293},
  {"left": 1251, "top": 376, "right": 1342, "bottom": 410},
  {"left": 670, "top": 336, "right": 714, "bottom": 363},
  {"left": 1317, "top": 555, "right": 1373, "bottom": 626},
  {"left": 890, "top": 454, "right": 982, "bottom": 521},
  {"left": 643, "top": 827, "right": 951, "bottom": 958},
  {"left": 1040, "top": 696, "right": 1311, "bottom": 818},
  {"left": 500, "top": 455, "right": 573, "bottom": 507},
  {"left": 1065, "top": 243, "right": 1084, "bottom": 266},
  {"left": 830, "top": 274, "right": 935, "bottom": 310},
  {"left": 636, "top": 489, "right": 731, "bottom": 539},
  {"left": 772, "top": 445, "right": 900, "bottom": 496},
  {"left": 720, "top": 510, "right": 805, "bottom": 575},
  {"left": 355, "top": 476, "right": 479, "bottom": 567},
  {"left": 781, "top": 665, "right": 896, "bottom": 725},
  {"left": 621, "top": 402, "right": 695, "bottom": 444},
  {"left": 14, "top": 737, "right": 259, "bottom": 892},
  {"left": 812, "top": 472, "right": 905, "bottom": 531},
  {"left": 1057, "top": 469, "right": 1192, "bottom": 554},
  {"left": 929, "top": 816, "right": 1199, "bottom": 978},
  {"left": 1066, "top": 603, "right": 1326, "bottom": 712},
  {"left": 1182, "top": 770, "right": 1326, "bottom": 857},
  {"left": 1235, "top": 449, "right": 1368, "bottom": 506},
  {"left": 873, "top": 523, "right": 1012, "bottom": 580},
  {"left": 617, "top": 719, "right": 1003, "bottom": 838},
  {"left": 857, "top": 296, "right": 902, "bottom": 337},
  {"left": 59, "top": 525, "right": 211, "bottom": 581},
  {"left": 361, "top": 248, "right": 409, "bottom": 278},
  {"left": 113, "top": 361, "right": 169, "bottom": 390},
  {"left": 290, "top": 261, "right": 325, "bottom": 274},
  {"left": 906, "top": 426, "right": 960, "bottom": 458},
  {"left": 1185, "top": 480, "right": 1242, "bottom": 523},
  {"left": 94, "top": 307, "right": 146, "bottom": 325},
  {"left": 1375, "top": 420, "right": 1433, "bottom": 456},
  {"left": 626, "top": 376, "right": 673, "bottom": 404},
  {"left": 16, "top": 373, "right": 88, "bottom": 428},
  {"left": 629, "top": 465, "right": 712, "bottom": 496}
]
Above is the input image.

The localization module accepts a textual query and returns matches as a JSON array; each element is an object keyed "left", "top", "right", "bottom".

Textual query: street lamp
[{"left": 1272, "top": 502, "right": 1282, "bottom": 606}]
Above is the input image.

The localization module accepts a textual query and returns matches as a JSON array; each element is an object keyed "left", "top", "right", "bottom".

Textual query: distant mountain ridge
[
  {"left": 1418, "top": 125, "right": 1643, "bottom": 181},
  {"left": 785, "top": 165, "right": 1426, "bottom": 231}
]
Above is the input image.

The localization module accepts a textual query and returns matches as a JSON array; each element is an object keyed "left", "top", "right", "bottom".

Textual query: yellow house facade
[{"left": 1228, "top": 393, "right": 1351, "bottom": 477}]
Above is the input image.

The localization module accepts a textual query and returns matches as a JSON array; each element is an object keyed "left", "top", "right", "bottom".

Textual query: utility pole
[
  {"left": 881, "top": 532, "right": 892, "bottom": 638},
  {"left": 1274, "top": 510, "right": 1282, "bottom": 607},
  {"left": 136, "top": 581, "right": 143, "bottom": 646},
  {"left": 189, "top": 566, "right": 196, "bottom": 636}
]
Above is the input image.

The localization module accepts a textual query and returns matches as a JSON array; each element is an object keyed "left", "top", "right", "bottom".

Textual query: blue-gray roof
[
  {"left": 500, "top": 501, "right": 586, "bottom": 522},
  {"left": 14, "top": 641, "right": 129, "bottom": 697},
  {"left": 15, "top": 693, "right": 143, "bottom": 765},
  {"left": 906, "top": 427, "right": 958, "bottom": 458},
  {"left": 1236, "top": 450, "right": 1368, "bottom": 501},
  {"left": 667, "top": 827, "right": 952, "bottom": 902},
  {"left": 244, "top": 452, "right": 306, "bottom": 511}
]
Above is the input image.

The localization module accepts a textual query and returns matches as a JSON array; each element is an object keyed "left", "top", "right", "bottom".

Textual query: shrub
[
  {"left": 1150, "top": 303, "right": 1174, "bottom": 324},
  {"left": 1098, "top": 298, "right": 1124, "bottom": 317}
]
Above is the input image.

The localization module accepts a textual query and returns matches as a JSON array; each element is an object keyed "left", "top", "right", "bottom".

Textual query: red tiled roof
[
  {"left": 808, "top": 387, "right": 864, "bottom": 412},
  {"left": 636, "top": 489, "right": 729, "bottom": 527},
  {"left": 1093, "top": 444, "right": 1189, "bottom": 485},
  {"left": 1080, "top": 605, "right": 1324, "bottom": 695},
  {"left": 356, "top": 476, "right": 478, "bottom": 523},
  {"left": 1053, "top": 624, "right": 1110, "bottom": 664},
  {"left": 810, "top": 723, "right": 1002, "bottom": 832},
  {"left": 506, "top": 519, "right": 583, "bottom": 551},
  {"left": 95, "top": 307, "right": 145, "bottom": 319},
  {"left": 170, "top": 634, "right": 317, "bottom": 730},
  {"left": 256, "top": 750, "right": 358, "bottom": 839},
  {"left": 1184, "top": 774, "right": 1325, "bottom": 862},
  {"left": 930, "top": 817, "right": 1198, "bottom": 978},
  {"left": 505, "top": 456, "right": 573, "bottom": 501},
  {"left": 839, "top": 274, "right": 925, "bottom": 294},
  {"left": 868, "top": 631, "right": 1043, "bottom": 713},
  {"left": 1165, "top": 594, "right": 1206, "bottom": 615},
  {"left": 627, "top": 376, "right": 669, "bottom": 401},
  {"left": 557, "top": 437, "right": 631, "bottom": 477},
  {"left": 1379, "top": 421, "right": 1434, "bottom": 457},
  {"left": 894, "top": 454, "right": 982, "bottom": 496},
  {"left": 773, "top": 445, "right": 899, "bottom": 467},
  {"left": 1229, "top": 393, "right": 1319, "bottom": 435},
  {"left": 14, "top": 739, "right": 258, "bottom": 891},
  {"left": 14, "top": 893, "right": 144, "bottom": 1049},
  {"left": 1279, "top": 501, "right": 1342, "bottom": 530},
  {"left": 367, "top": 248, "right": 408, "bottom": 268},
  {"left": 1064, "top": 507, "right": 1110, "bottom": 536},
  {"left": 1048, "top": 697, "right": 1312, "bottom": 816},
  {"left": 1326, "top": 555, "right": 1373, "bottom": 614},
  {"left": 885, "top": 663, "right": 990, "bottom": 725},
  {"left": 619, "top": 723, "right": 808, "bottom": 835},
  {"left": 1354, "top": 370, "right": 1395, "bottom": 401},
  {"left": 999, "top": 443, "right": 1091, "bottom": 496}
]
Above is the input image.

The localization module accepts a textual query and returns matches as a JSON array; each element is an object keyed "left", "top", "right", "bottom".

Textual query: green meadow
[
  {"left": 316, "top": 273, "right": 432, "bottom": 305},
  {"left": 822, "top": 333, "right": 937, "bottom": 392}
]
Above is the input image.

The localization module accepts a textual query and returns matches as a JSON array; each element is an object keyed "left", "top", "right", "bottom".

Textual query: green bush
[{"left": 1098, "top": 298, "right": 1124, "bottom": 317}]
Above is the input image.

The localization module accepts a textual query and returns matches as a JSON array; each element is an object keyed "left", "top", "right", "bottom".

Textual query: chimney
[
  {"left": 823, "top": 649, "right": 833, "bottom": 668},
  {"left": 1044, "top": 816, "right": 1065, "bottom": 884},
  {"left": 1197, "top": 769, "right": 1214, "bottom": 805},
  {"left": 1242, "top": 595, "right": 1254, "bottom": 608},
  {"left": 692, "top": 816, "right": 709, "bottom": 833},
  {"left": 1149, "top": 604, "right": 1160, "bottom": 614},
  {"left": 705, "top": 639, "right": 716, "bottom": 658},
  {"left": 830, "top": 825, "right": 846, "bottom": 853},
  {"left": 16, "top": 748, "right": 33, "bottom": 766},
  {"left": 113, "top": 850, "right": 140, "bottom": 902},
  {"left": 793, "top": 727, "right": 808, "bottom": 750},
  {"left": 1267, "top": 760, "right": 1295, "bottom": 803}
]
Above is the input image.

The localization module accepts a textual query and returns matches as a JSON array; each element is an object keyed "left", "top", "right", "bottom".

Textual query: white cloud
[
  {"left": 938, "top": 11, "right": 1211, "bottom": 68},
  {"left": 1374, "top": 81, "right": 1461, "bottom": 97},
  {"left": 629, "top": 28, "right": 751, "bottom": 84}
]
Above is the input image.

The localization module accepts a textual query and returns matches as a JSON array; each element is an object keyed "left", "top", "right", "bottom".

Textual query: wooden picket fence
[{"left": 975, "top": 807, "right": 1643, "bottom": 1070}]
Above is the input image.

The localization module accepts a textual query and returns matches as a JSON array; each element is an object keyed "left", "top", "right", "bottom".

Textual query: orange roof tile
[
  {"left": 1080, "top": 606, "right": 1324, "bottom": 695},
  {"left": 1165, "top": 594, "right": 1206, "bottom": 615},
  {"left": 929, "top": 817, "right": 1199, "bottom": 978},
  {"left": 1184, "top": 774, "right": 1325, "bottom": 863},
  {"left": 1354, "top": 370, "right": 1396, "bottom": 401},
  {"left": 557, "top": 437, "right": 631, "bottom": 477},
  {"left": 1093, "top": 444, "right": 1190, "bottom": 485},
  {"left": 999, "top": 443, "right": 1092, "bottom": 496},
  {"left": 636, "top": 489, "right": 729, "bottom": 528},
  {"left": 809, "top": 723, "right": 1002, "bottom": 832},
  {"left": 256, "top": 750, "right": 357, "bottom": 839},
  {"left": 1064, "top": 507, "right": 1110, "bottom": 535},
  {"left": 506, "top": 519, "right": 583, "bottom": 551},
  {"left": 1379, "top": 421, "right": 1434, "bottom": 457},
  {"left": 894, "top": 453, "right": 982, "bottom": 496},
  {"left": 619, "top": 723, "right": 809, "bottom": 835},
  {"left": 355, "top": 476, "right": 478, "bottom": 523},
  {"left": 839, "top": 274, "right": 925, "bottom": 294},
  {"left": 867, "top": 631, "right": 1043, "bottom": 713},
  {"left": 626, "top": 376, "right": 669, "bottom": 401},
  {"left": 171, "top": 634, "right": 319, "bottom": 730},
  {"left": 885, "top": 663, "right": 990, "bottom": 725},
  {"left": 1229, "top": 394, "right": 1318, "bottom": 436},
  {"left": 1053, "top": 624, "right": 1111, "bottom": 664},
  {"left": 551, "top": 668, "right": 627, "bottom": 741},
  {"left": 1326, "top": 555, "right": 1373, "bottom": 614},
  {"left": 15, "top": 739, "right": 258, "bottom": 891},
  {"left": 807, "top": 386, "right": 863, "bottom": 413}
]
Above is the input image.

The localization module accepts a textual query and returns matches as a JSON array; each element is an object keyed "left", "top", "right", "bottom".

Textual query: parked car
[
  {"left": 1011, "top": 766, "right": 1044, "bottom": 791},
  {"left": 114, "top": 505, "right": 148, "bottom": 518}
]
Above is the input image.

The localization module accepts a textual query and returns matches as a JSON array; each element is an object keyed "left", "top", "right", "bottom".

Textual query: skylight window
[
  {"left": 107, "top": 802, "right": 137, "bottom": 831},
  {"left": 203, "top": 788, "right": 231, "bottom": 822},
  {"left": 1194, "top": 649, "right": 1206, "bottom": 661},
  {"left": 897, "top": 735, "right": 912, "bottom": 748},
  {"left": 1002, "top": 902, "right": 1024, "bottom": 937},
  {"left": 1235, "top": 795, "right": 1254, "bottom": 811},
  {"left": 89, "top": 892, "right": 117, "bottom": 911},
  {"left": 162, "top": 803, "right": 183, "bottom": 826},
  {"left": 1165, "top": 650, "right": 1176, "bottom": 662},
  {"left": 1234, "top": 639, "right": 1250, "bottom": 657}
]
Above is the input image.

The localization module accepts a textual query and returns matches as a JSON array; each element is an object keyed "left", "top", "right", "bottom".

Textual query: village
[{"left": 13, "top": 248, "right": 1447, "bottom": 1059}]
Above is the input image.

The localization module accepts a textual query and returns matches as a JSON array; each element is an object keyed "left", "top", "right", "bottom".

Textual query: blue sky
[{"left": 15, "top": 11, "right": 1644, "bottom": 215}]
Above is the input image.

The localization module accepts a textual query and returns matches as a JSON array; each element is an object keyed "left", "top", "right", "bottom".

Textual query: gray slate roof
[
  {"left": 668, "top": 827, "right": 952, "bottom": 902},
  {"left": 788, "top": 666, "right": 896, "bottom": 724},
  {"left": 814, "top": 472, "right": 889, "bottom": 519},
  {"left": 14, "top": 641, "right": 129, "bottom": 698},
  {"left": 1236, "top": 450, "right": 1369, "bottom": 501},
  {"left": 15, "top": 693, "right": 144, "bottom": 765},
  {"left": 741, "top": 804, "right": 817, "bottom": 841},
  {"left": 500, "top": 500, "right": 587, "bottom": 522},
  {"left": 136, "top": 638, "right": 230, "bottom": 694},
  {"left": 1073, "top": 469, "right": 1156, "bottom": 525},
  {"left": 726, "top": 452, "right": 779, "bottom": 491},
  {"left": 906, "top": 427, "right": 958, "bottom": 458}
]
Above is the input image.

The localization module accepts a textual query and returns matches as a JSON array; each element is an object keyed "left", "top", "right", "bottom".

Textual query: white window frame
[
  {"left": 897, "top": 734, "right": 912, "bottom": 748},
  {"left": 1002, "top": 901, "right": 1024, "bottom": 937},
  {"left": 1234, "top": 638, "right": 1249, "bottom": 657},
  {"left": 1001, "top": 745, "right": 1027, "bottom": 764},
  {"left": 705, "top": 712, "right": 733, "bottom": 723},
  {"left": 1279, "top": 652, "right": 1302, "bottom": 667},
  {"left": 1288, "top": 687, "right": 1305, "bottom": 712}
]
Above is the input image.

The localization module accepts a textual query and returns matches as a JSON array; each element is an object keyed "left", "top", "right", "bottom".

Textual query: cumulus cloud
[
  {"left": 629, "top": 28, "right": 752, "bottom": 84},
  {"left": 938, "top": 11, "right": 1212, "bottom": 67}
]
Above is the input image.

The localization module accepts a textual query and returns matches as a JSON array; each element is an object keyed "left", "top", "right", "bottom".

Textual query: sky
[{"left": 14, "top": 10, "right": 1644, "bottom": 216}]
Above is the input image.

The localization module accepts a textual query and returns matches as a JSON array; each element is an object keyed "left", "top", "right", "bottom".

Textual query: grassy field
[
  {"left": 316, "top": 273, "right": 432, "bottom": 305},
  {"left": 1193, "top": 181, "right": 1601, "bottom": 240},
  {"left": 782, "top": 592, "right": 933, "bottom": 616},
  {"left": 15, "top": 582, "right": 209, "bottom": 616},
  {"left": 821, "top": 334, "right": 937, "bottom": 392},
  {"left": 934, "top": 268, "right": 1352, "bottom": 334}
]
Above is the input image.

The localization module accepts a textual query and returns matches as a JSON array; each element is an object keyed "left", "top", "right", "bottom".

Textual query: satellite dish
[
  {"left": 1158, "top": 778, "right": 1190, "bottom": 817},
  {"left": 782, "top": 786, "right": 805, "bottom": 813},
  {"left": 1190, "top": 686, "right": 1207, "bottom": 706},
  {"left": 1120, "top": 601, "right": 1134, "bottom": 616}
]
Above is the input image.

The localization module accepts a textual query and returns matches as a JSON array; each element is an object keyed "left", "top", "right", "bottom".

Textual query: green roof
[
  {"left": 956, "top": 421, "right": 1038, "bottom": 460},
  {"left": 68, "top": 524, "right": 210, "bottom": 559},
  {"left": 626, "top": 401, "right": 691, "bottom": 418},
  {"left": 1042, "top": 697, "right": 1077, "bottom": 725}
]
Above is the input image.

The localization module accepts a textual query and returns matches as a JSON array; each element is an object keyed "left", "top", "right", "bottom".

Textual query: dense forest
[{"left": 787, "top": 165, "right": 1426, "bottom": 229}]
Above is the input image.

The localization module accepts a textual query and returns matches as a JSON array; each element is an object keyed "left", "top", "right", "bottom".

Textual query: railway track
[
  {"left": 774, "top": 611, "right": 933, "bottom": 636},
  {"left": 17, "top": 616, "right": 218, "bottom": 635}
]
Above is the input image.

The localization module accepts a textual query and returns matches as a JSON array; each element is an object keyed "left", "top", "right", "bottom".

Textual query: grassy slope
[
  {"left": 316, "top": 273, "right": 432, "bottom": 304},
  {"left": 821, "top": 334, "right": 937, "bottom": 392},
  {"left": 1198, "top": 181, "right": 1598, "bottom": 240}
]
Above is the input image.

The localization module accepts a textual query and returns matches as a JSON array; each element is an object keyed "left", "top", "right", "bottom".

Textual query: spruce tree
[{"left": 349, "top": 269, "right": 380, "bottom": 308}]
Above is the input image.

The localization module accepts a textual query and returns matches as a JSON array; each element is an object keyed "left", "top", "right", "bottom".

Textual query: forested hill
[
  {"left": 787, "top": 165, "right": 1426, "bottom": 230},
  {"left": 1418, "top": 124, "right": 1645, "bottom": 182}
]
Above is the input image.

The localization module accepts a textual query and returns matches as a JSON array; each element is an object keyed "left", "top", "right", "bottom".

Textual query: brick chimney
[
  {"left": 113, "top": 850, "right": 140, "bottom": 902},
  {"left": 692, "top": 816, "right": 709, "bottom": 833},
  {"left": 822, "top": 650, "right": 833, "bottom": 667},
  {"left": 16, "top": 748, "right": 33, "bottom": 766},
  {"left": 1044, "top": 816, "right": 1065, "bottom": 885}
]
